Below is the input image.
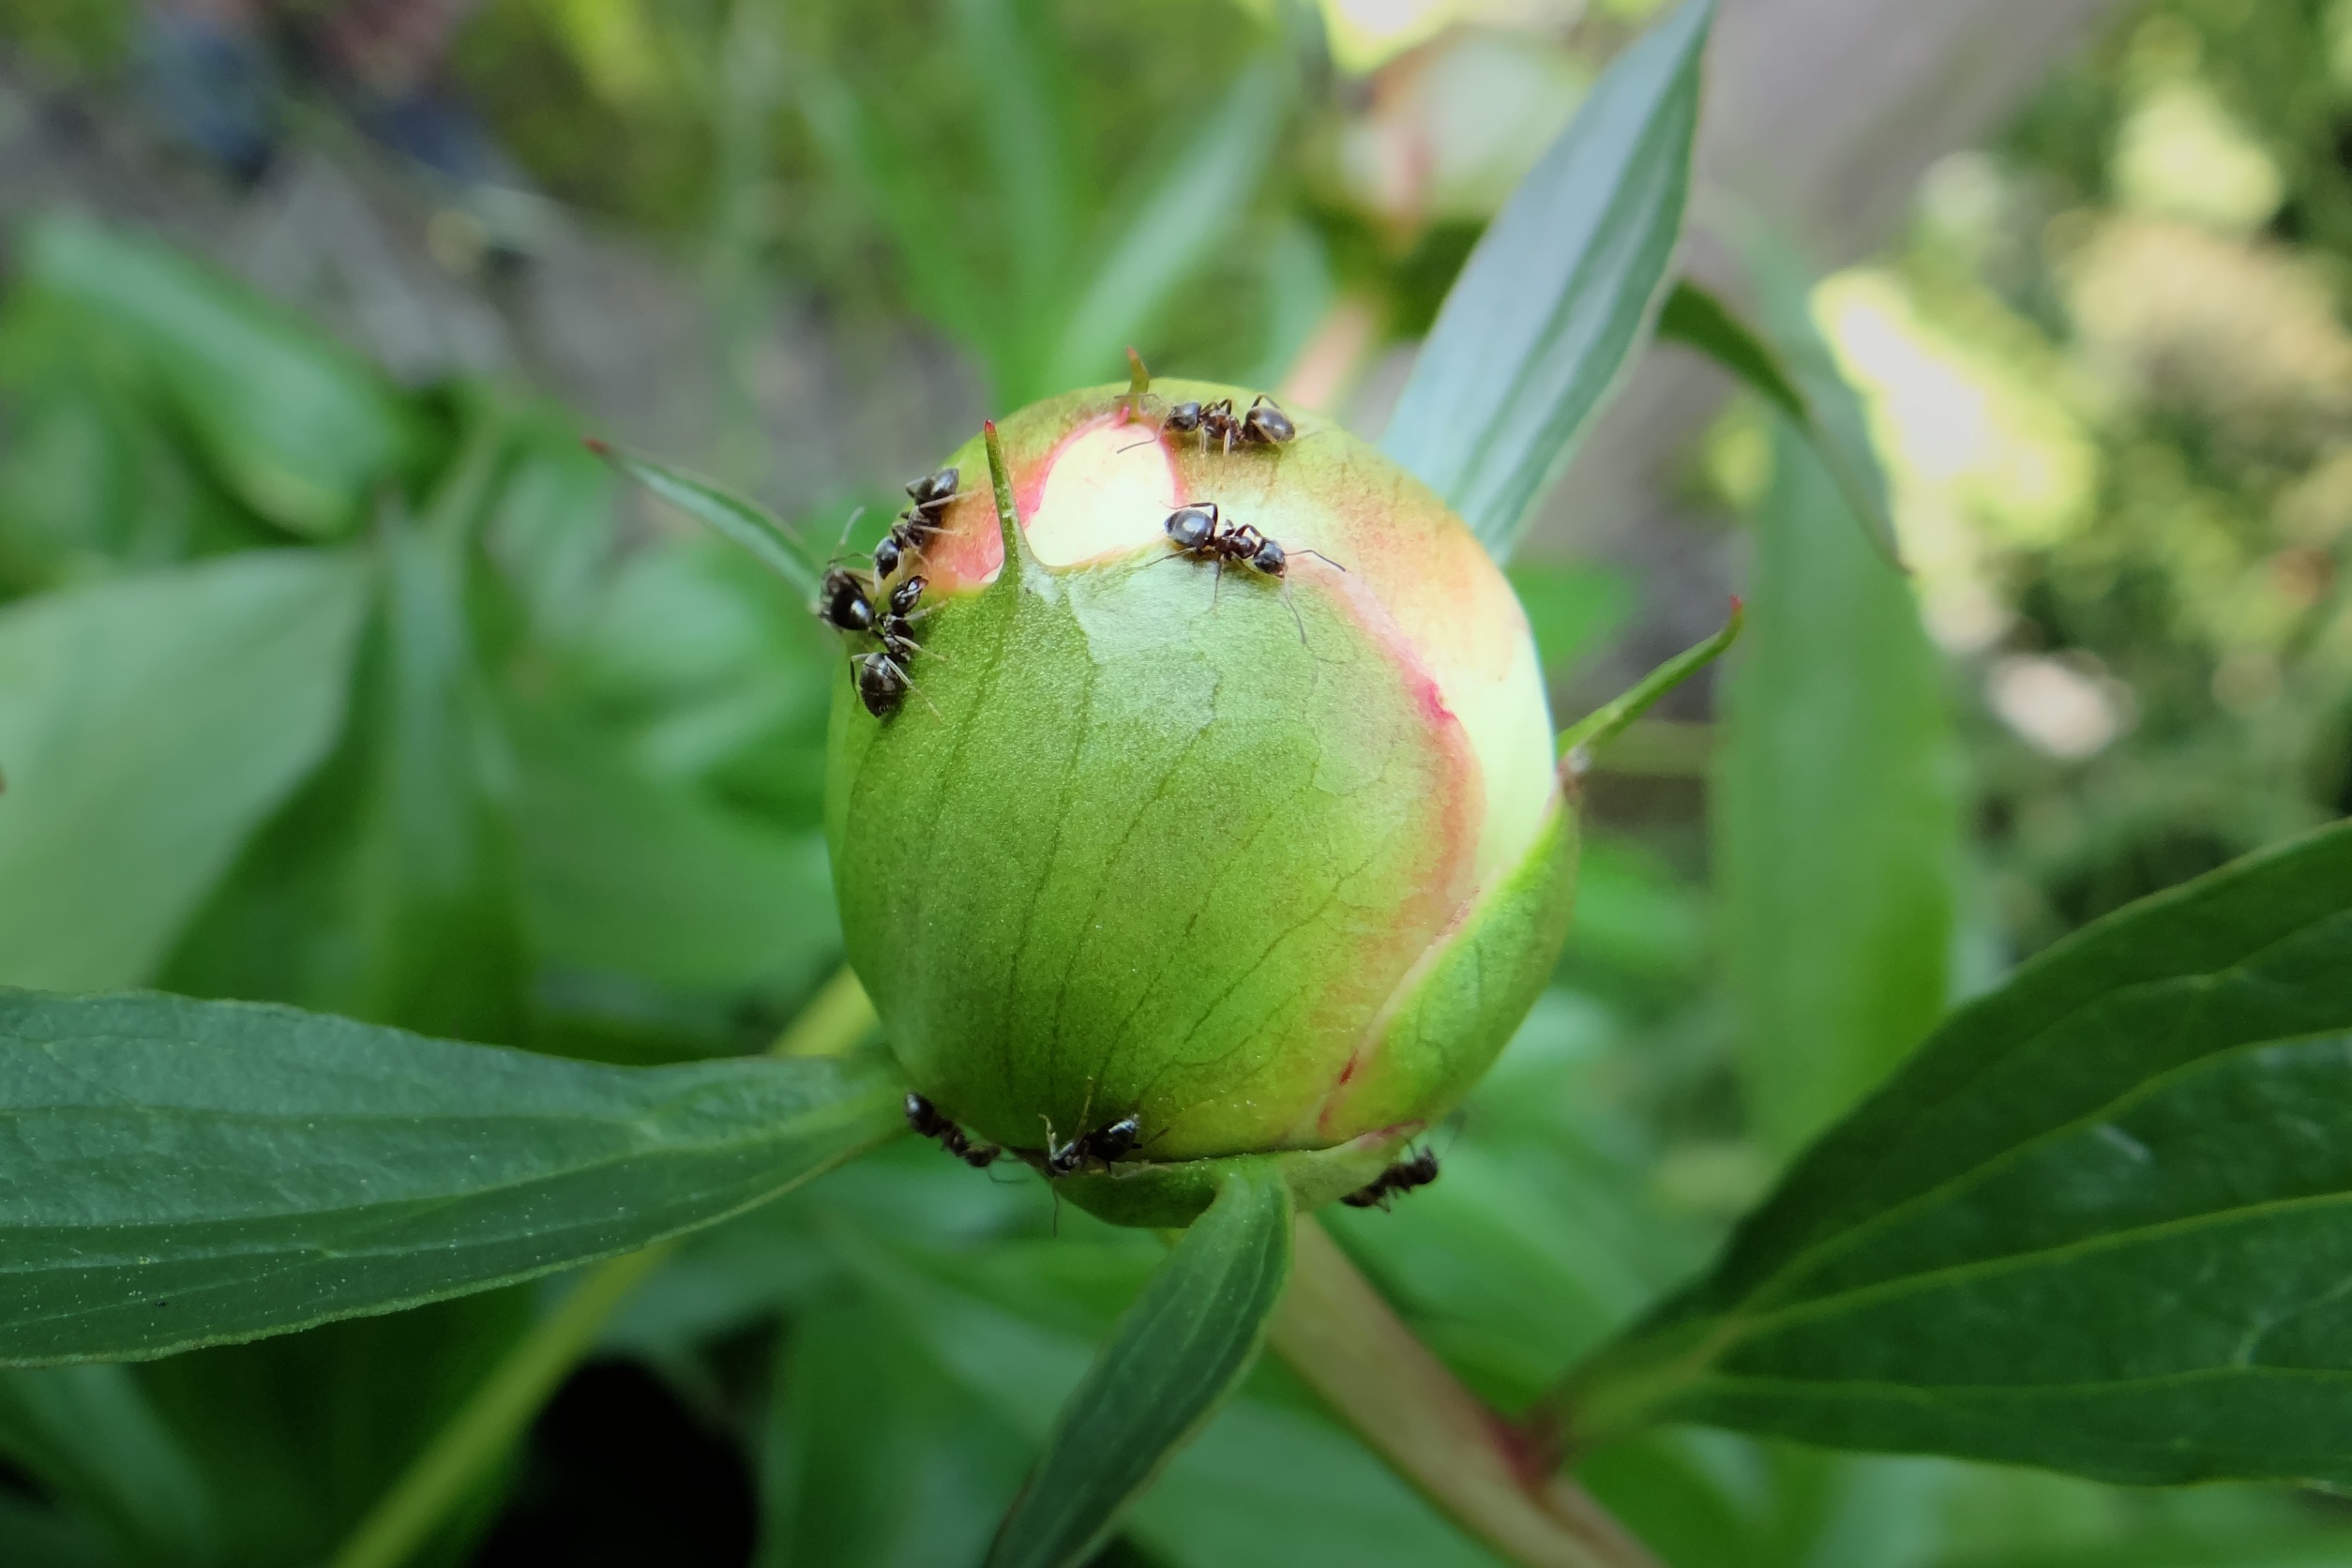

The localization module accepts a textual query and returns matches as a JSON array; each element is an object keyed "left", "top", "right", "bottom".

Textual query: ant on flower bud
[
  {"left": 905, "top": 1092, "right": 1001, "bottom": 1168},
  {"left": 1157, "top": 502, "right": 1347, "bottom": 641},
  {"left": 1340, "top": 1146, "right": 1440, "bottom": 1210},
  {"left": 1127, "top": 393, "right": 1296, "bottom": 457},
  {"left": 1042, "top": 1113, "right": 1143, "bottom": 1176}
]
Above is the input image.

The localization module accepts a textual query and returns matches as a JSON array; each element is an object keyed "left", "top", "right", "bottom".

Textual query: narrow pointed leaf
[
  {"left": 987, "top": 1167, "right": 1293, "bottom": 1568},
  {"left": 1380, "top": 0, "right": 1712, "bottom": 560},
  {"left": 0, "top": 988, "right": 905, "bottom": 1365},
  {"left": 1657, "top": 269, "right": 1903, "bottom": 568},
  {"left": 591, "top": 444, "right": 820, "bottom": 597},
  {"left": 1567, "top": 822, "right": 2352, "bottom": 1486},
  {"left": 1557, "top": 597, "right": 1741, "bottom": 758}
]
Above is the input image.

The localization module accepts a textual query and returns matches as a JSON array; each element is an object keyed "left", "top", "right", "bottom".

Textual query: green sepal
[{"left": 1049, "top": 1127, "right": 1416, "bottom": 1229}]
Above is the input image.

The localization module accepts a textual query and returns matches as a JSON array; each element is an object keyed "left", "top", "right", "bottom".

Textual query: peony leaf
[
  {"left": 986, "top": 1167, "right": 1293, "bottom": 1568},
  {"left": 1380, "top": 0, "right": 1713, "bottom": 562},
  {"left": 0, "top": 988, "right": 905, "bottom": 1365},
  {"left": 1564, "top": 822, "right": 2352, "bottom": 1486}
]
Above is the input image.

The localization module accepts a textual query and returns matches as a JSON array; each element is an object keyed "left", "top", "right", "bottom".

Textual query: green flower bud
[{"left": 827, "top": 382, "right": 1575, "bottom": 1225}]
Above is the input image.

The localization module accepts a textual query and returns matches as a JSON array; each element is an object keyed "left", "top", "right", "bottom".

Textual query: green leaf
[
  {"left": 759, "top": 1299, "right": 1029, "bottom": 1568},
  {"left": 1656, "top": 267, "right": 1903, "bottom": 568},
  {"left": 1044, "top": 55, "right": 1290, "bottom": 396},
  {"left": 987, "top": 1168, "right": 1294, "bottom": 1568},
  {"left": 955, "top": 0, "right": 1079, "bottom": 396},
  {"left": 1380, "top": 0, "right": 1712, "bottom": 561},
  {"left": 1567, "top": 821, "right": 2352, "bottom": 1486},
  {"left": 1714, "top": 416, "right": 1956, "bottom": 1155},
  {"left": 1654, "top": 280, "right": 1803, "bottom": 414},
  {"left": 590, "top": 443, "right": 820, "bottom": 599},
  {"left": 512, "top": 714, "right": 839, "bottom": 996},
  {"left": 143, "top": 1291, "right": 532, "bottom": 1568},
  {"left": 0, "top": 551, "right": 371, "bottom": 991},
  {"left": 852, "top": 1232, "right": 1499, "bottom": 1568},
  {"left": 165, "top": 437, "right": 532, "bottom": 1044},
  {"left": 1558, "top": 598, "right": 1742, "bottom": 758},
  {"left": 16, "top": 216, "right": 413, "bottom": 538},
  {"left": 0, "top": 1364, "right": 219, "bottom": 1564},
  {"left": 0, "top": 988, "right": 906, "bottom": 1365}
]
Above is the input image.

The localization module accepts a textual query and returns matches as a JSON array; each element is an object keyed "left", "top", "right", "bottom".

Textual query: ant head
[
  {"left": 1164, "top": 400, "right": 1204, "bottom": 433},
  {"left": 888, "top": 576, "right": 926, "bottom": 616},
  {"left": 1250, "top": 536, "right": 1287, "bottom": 576},
  {"left": 819, "top": 568, "right": 877, "bottom": 633},
  {"left": 871, "top": 535, "right": 903, "bottom": 579},
  {"left": 1165, "top": 504, "right": 1218, "bottom": 551}
]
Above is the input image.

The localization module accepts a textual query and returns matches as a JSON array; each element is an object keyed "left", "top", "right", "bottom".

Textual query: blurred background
[{"left": 3, "top": 0, "right": 2351, "bottom": 1564}]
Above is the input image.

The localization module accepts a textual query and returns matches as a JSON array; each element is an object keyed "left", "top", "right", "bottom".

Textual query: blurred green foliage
[{"left": 0, "top": 0, "right": 2349, "bottom": 1565}]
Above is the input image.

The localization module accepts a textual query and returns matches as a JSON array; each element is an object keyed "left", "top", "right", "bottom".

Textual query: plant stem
[
  {"left": 1268, "top": 1217, "right": 1663, "bottom": 1568},
  {"left": 773, "top": 965, "right": 876, "bottom": 1057},
  {"left": 326, "top": 964, "right": 877, "bottom": 1568},
  {"left": 325, "top": 1242, "right": 674, "bottom": 1568}
]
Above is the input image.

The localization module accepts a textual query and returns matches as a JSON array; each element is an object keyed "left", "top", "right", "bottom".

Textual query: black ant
[
  {"left": 1042, "top": 1112, "right": 1143, "bottom": 1176},
  {"left": 1128, "top": 394, "right": 1296, "bottom": 457},
  {"left": 1157, "top": 502, "right": 1346, "bottom": 640},
  {"left": 905, "top": 1092, "right": 1001, "bottom": 1169},
  {"left": 1340, "top": 1146, "right": 1440, "bottom": 1210}
]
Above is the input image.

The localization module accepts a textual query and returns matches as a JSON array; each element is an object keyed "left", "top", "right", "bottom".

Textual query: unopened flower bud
[{"left": 827, "top": 382, "right": 1575, "bottom": 1224}]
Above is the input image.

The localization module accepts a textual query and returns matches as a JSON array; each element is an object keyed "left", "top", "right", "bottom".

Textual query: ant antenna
[
  {"left": 1292, "top": 548, "right": 1348, "bottom": 573},
  {"left": 1278, "top": 580, "right": 1307, "bottom": 645},
  {"left": 831, "top": 505, "right": 867, "bottom": 557}
]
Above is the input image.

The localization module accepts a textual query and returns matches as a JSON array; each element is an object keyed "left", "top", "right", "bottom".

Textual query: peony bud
[{"left": 826, "top": 382, "right": 1575, "bottom": 1226}]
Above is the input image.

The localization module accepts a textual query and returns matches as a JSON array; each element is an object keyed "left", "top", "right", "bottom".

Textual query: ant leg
[
  {"left": 1212, "top": 557, "right": 1225, "bottom": 610},
  {"left": 892, "top": 657, "right": 943, "bottom": 717}
]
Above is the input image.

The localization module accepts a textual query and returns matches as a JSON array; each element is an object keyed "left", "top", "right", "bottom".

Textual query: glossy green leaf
[
  {"left": 590, "top": 443, "right": 820, "bottom": 598},
  {"left": 0, "top": 1364, "right": 219, "bottom": 1565},
  {"left": 0, "top": 988, "right": 906, "bottom": 1365},
  {"left": 16, "top": 216, "right": 412, "bottom": 538},
  {"left": 987, "top": 1168, "right": 1294, "bottom": 1568},
  {"left": 1044, "top": 55, "right": 1289, "bottom": 395},
  {"left": 1569, "top": 822, "right": 2352, "bottom": 1486},
  {"left": 1380, "top": 0, "right": 1712, "bottom": 560},
  {"left": 1714, "top": 416, "right": 1956, "bottom": 1155},
  {"left": 0, "top": 550, "right": 371, "bottom": 991}
]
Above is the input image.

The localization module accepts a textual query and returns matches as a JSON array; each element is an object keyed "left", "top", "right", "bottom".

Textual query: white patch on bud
[{"left": 1023, "top": 418, "right": 1178, "bottom": 566}]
